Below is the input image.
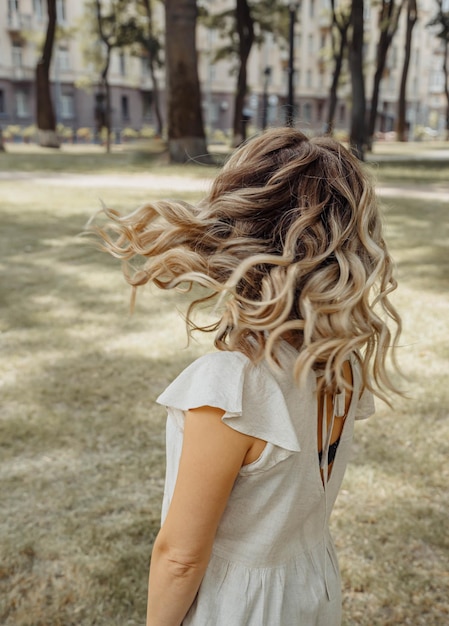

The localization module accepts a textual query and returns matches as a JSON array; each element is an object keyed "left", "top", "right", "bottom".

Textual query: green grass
[
  {"left": 1, "top": 160, "right": 448, "bottom": 625},
  {"left": 369, "top": 160, "right": 449, "bottom": 185},
  {"left": 0, "top": 142, "right": 225, "bottom": 175}
]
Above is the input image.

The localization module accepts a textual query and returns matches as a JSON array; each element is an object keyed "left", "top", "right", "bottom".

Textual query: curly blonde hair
[{"left": 92, "top": 128, "right": 401, "bottom": 399}]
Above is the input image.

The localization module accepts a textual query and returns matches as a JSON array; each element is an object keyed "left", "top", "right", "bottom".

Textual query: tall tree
[
  {"left": 396, "top": 0, "right": 418, "bottom": 141},
  {"left": 349, "top": 0, "right": 366, "bottom": 159},
  {"left": 233, "top": 0, "right": 254, "bottom": 145},
  {"left": 36, "top": 0, "right": 59, "bottom": 148},
  {"left": 140, "top": 0, "right": 164, "bottom": 136},
  {"left": 117, "top": 0, "right": 165, "bottom": 136},
  {"left": 0, "top": 127, "right": 5, "bottom": 152},
  {"left": 325, "top": 0, "right": 351, "bottom": 135},
  {"left": 367, "top": 0, "right": 404, "bottom": 147},
  {"left": 90, "top": 0, "right": 139, "bottom": 152},
  {"left": 165, "top": 0, "right": 211, "bottom": 163},
  {"left": 428, "top": 2, "right": 449, "bottom": 139},
  {"left": 94, "top": 0, "right": 116, "bottom": 153},
  {"left": 201, "top": 0, "right": 287, "bottom": 143}
]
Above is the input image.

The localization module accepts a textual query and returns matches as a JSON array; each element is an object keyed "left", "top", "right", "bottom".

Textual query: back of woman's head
[{"left": 93, "top": 127, "right": 401, "bottom": 398}]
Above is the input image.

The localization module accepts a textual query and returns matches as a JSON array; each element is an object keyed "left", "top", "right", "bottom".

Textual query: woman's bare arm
[{"left": 146, "top": 405, "right": 255, "bottom": 626}]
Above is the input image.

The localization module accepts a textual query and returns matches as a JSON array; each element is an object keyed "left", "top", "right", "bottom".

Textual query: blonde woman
[{"left": 94, "top": 128, "right": 401, "bottom": 626}]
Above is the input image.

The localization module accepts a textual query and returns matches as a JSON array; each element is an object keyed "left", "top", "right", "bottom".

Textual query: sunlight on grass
[{"left": 1, "top": 166, "right": 448, "bottom": 625}]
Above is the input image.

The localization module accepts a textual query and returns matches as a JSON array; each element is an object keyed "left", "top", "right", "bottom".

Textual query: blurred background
[{"left": 1, "top": 0, "right": 449, "bottom": 159}]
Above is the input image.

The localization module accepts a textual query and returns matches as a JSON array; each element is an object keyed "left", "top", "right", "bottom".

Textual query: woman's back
[{"left": 157, "top": 344, "right": 374, "bottom": 625}]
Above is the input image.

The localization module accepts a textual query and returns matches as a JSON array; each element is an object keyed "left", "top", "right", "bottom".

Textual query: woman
[{"left": 94, "top": 128, "right": 401, "bottom": 625}]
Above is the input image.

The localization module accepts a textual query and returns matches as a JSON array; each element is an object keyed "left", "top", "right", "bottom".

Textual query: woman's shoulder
[
  {"left": 157, "top": 349, "right": 302, "bottom": 452},
  {"left": 156, "top": 350, "right": 251, "bottom": 413}
]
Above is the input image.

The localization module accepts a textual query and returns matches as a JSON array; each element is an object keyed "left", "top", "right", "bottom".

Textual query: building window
[
  {"left": 8, "top": 0, "right": 19, "bottom": 14},
  {"left": 363, "top": 1, "right": 371, "bottom": 19},
  {"left": 309, "top": 0, "right": 315, "bottom": 18},
  {"left": 306, "top": 69, "right": 312, "bottom": 88},
  {"left": 95, "top": 93, "right": 106, "bottom": 128},
  {"left": 57, "top": 46, "right": 70, "bottom": 71},
  {"left": 303, "top": 102, "right": 312, "bottom": 122},
  {"left": 142, "top": 91, "right": 153, "bottom": 119},
  {"left": 119, "top": 52, "right": 126, "bottom": 76},
  {"left": 121, "top": 95, "right": 129, "bottom": 121},
  {"left": 430, "top": 69, "right": 444, "bottom": 92},
  {"left": 308, "top": 34, "right": 314, "bottom": 54},
  {"left": 16, "top": 90, "right": 29, "bottom": 118},
  {"left": 12, "top": 42, "right": 23, "bottom": 66},
  {"left": 61, "top": 93, "right": 74, "bottom": 119},
  {"left": 316, "top": 101, "right": 324, "bottom": 122},
  {"left": 141, "top": 56, "right": 151, "bottom": 77},
  {"left": 33, "top": 0, "right": 44, "bottom": 19},
  {"left": 389, "top": 46, "right": 397, "bottom": 69},
  {"left": 56, "top": 0, "right": 66, "bottom": 23},
  {"left": 0, "top": 89, "right": 5, "bottom": 114}
]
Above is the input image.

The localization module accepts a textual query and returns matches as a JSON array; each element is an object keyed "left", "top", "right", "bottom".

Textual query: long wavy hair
[{"left": 91, "top": 128, "right": 401, "bottom": 399}]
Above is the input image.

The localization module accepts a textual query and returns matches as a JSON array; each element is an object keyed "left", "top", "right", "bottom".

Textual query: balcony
[{"left": 7, "top": 12, "right": 32, "bottom": 32}]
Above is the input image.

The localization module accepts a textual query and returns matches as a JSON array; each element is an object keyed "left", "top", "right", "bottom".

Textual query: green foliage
[
  {"left": 121, "top": 127, "right": 139, "bottom": 139},
  {"left": 79, "top": 0, "right": 163, "bottom": 87},
  {"left": 200, "top": 0, "right": 289, "bottom": 66},
  {"left": 76, "top": 127, "right": 93, "bottom": 141},
  {"left": 22, "top": 125, "right": 38, "bottom": 139},
  {"left": 140, "top": 125, "right": 157, "bottom": 139},
  {"left": 3, "top": 125, "right": 22, "bottom": 140},
  {"left": 428, "top": 8, "right": 449, "bottom": 41},
  {"left": 57, "top": 124, "right": 75, "bottom": 139}
]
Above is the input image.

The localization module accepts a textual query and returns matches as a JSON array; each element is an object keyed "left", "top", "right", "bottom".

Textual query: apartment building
[
  {"left": 0, "top": 0, "right": 447, "bottom": 139},
  {"left": 0, "top": 0, "right": 165, "bottom": 137}
]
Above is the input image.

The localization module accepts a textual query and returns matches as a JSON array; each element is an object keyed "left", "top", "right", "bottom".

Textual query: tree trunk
[
  {"left": 101, "top": 50, "right": 112, "bottom": 153},
  {"left": 141, "top": 0, "right": 163, "bottom": 136},
  {"left": 36, "top": 0, "right": 59, "bottom": 148},
  {"left": 0, "top": 127, "right": 5, "bottom": 152},
  {"left": 396, "top": 0, "right": 417, "bottom": 141},
  {"left": 325, "top": 3, "right": 350, "bottom": 135},
  {"left": 165, "top": 0, "right": 211, "bottom": 163},
  {"left": 367, "top": 0, "right": 403, "bottom": 148},
  {"left": 95, "top": 0, "right": 112, "bottom": 153},
  {"left": 232, "top": 0, "right": 254, "bottom": 146},
  {"left": 349, "top": 0, "right": 366, "bottom": 160},
  {"left": 443, "top": 37, "right": 449, "bottom": 139}
]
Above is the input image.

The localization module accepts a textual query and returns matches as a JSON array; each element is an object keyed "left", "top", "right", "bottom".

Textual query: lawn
[{"left": 0, "top": 148, "right": 448, "bottom": 625}]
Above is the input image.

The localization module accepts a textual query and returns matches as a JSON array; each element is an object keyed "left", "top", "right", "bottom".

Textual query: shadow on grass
[
  {"left": 381, "top": 196, "right": 449, "bottom": 293},
  {"left": 0, "top": 206, "right": 203, "bottom": 333},
  {"left": 0, "top": 145, "right": 227, "bottom": 174},
  {"left": 0, "top": 344, "right": 195, "bottom": 625}
]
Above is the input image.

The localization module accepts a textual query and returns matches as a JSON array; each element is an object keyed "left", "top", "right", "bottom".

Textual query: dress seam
[{"left": 211, "top": 535, "right": 332, "bottom": 570}]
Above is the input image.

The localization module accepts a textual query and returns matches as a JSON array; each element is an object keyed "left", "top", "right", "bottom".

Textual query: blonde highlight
[{"left": 90, "top": 128, "right": 402, "bottom": 400}]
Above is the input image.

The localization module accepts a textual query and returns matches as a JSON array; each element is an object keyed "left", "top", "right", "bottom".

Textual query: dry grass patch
[{"left": 0, "top": 172, "right": 448, "bottom": 625}]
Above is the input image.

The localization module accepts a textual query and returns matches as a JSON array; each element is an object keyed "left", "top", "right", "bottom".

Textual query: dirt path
[{"left": 1, "top": 171, "right": 448, "bottom": 201}]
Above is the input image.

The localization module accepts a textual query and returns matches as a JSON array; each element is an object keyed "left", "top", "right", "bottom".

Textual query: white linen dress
[{"left": 156, "top": 342, "right": 374, "bottom": 626}]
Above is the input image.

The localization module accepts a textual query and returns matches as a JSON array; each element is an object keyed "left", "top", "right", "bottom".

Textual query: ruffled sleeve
[{"left": 156, "top": 351, "right": 301, "bottom": 452}]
